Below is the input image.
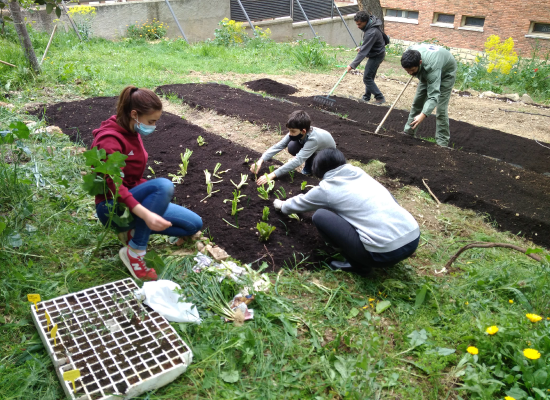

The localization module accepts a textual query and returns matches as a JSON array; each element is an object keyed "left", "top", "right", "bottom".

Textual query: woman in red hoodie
[{"left": 91, "top": 86, "right": 203, "bottom": 280}]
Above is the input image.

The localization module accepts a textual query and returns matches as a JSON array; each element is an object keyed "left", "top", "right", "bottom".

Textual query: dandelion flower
[
  {"left": 465, "top": 301, "right": 469, "bottom": 305},
  {"left": 369, "top": 298, "right": 375, "bottom": 302},
  {"left": 486, "top": 326, "right": 499, "bottom": 335},
  {"left": 523, "top": 348, "right": 541, "bottom": 360},
  {"left": 505, "top": 397, "right": 516, "bottom": 400},
  {"left": 509, "top": 299, "right": 513, "bottom": 304},
  {"left": 467, "top": 346, "right": 479, "bottom": 355},
  {"left": 526, "top": 313, "right": 542, "bottom": 323}
]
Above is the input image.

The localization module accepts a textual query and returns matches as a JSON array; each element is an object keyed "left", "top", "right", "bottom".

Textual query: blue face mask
[{"left": 134, "top": 117, "right": 156, "bottom": 136}]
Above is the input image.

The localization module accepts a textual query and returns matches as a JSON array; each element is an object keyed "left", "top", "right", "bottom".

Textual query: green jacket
[{"left": 410, "top": 44, "right": 457, "bottom": 116}]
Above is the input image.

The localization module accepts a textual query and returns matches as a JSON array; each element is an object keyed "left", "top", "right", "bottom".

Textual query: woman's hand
[
  {"left": 256, "top": 172, "right": 276, "bottom": 186},
  {"left": 250, "top": 159, "right": 263, "bottom": 175},
  {"left": 132, "top": 204, "right": 172, "bottom": 231}
]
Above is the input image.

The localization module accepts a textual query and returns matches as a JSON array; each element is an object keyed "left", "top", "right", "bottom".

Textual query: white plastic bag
[{"left": 134, "top": 280, "right": 201, "bottom": 324}]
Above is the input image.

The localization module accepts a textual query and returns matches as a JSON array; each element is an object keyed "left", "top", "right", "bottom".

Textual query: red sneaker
[
  {"left": 117, "top": 229, "right": 134, "bottom": 246},
  {"left": 119, "top": 247, "right": 158, "bottom": 281}
]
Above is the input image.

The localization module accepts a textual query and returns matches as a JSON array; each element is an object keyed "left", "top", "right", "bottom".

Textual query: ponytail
[{"left": 116, "top": 86, "right": 163, "bottom": 131}]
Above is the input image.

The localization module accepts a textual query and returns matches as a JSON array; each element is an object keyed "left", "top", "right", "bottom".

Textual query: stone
[
  {"left": 196, "top": 242, "right": 205, "bottom": 252},
  {"left": 521, "top": 94, "right": 534, "bottom": 104},
  {"left": 0, "top": 102, "right": 14, "bottom": 109},
  {"left": 171, "top": 248, "right": 195, "bottom": 257},
  {"left": 46, "top": 126, "right": 64, "bottom": 135},
  {"left": 208, "top": 246, "right": 229, "bottom": 261},
  {"left": 200, "top": 236, "right": 209, "bottom": 241},
  {"left": 62, "top": 146, "right": 87, "bottom": 155},
  {"left": 191, "top": 231, "right": 202, "bottom": 240},
  {"left": 25, "top": 121, "right": 37, "bottom": 128},
  {"left": 505, "top": 93, "right": 520, "bottom": 102},
  {"left": 480, "top": 91, "right": 498, "bottom": 98},
  {"left": 203, "top": 244, "right": 213, "bottom": 255}
]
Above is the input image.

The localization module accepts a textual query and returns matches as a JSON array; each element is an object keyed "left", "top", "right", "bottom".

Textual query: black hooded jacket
[{"left": 349, "top": 16, "right": 386, "bottom": 69}]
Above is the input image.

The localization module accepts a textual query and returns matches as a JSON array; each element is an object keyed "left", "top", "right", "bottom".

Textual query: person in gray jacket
[
  {"left": 346, "top": 11, "right": 387, "bottom": 105},
  {"left": 274, "top": 149, "right": 420, "bottom": 273},
  {"left": 252, "top": 110, "right": 336, "bottom": 186}
]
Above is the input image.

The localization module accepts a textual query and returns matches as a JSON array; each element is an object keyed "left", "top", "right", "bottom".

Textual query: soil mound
[
  {"left": 157, "top": 83, "right": 550, "bottom": 248},
  {"left": 37, "top": 97, "right": 328, "bottom": 269},
  {"left": 245, "top": 78, "right": 298, "bottom": 96}
]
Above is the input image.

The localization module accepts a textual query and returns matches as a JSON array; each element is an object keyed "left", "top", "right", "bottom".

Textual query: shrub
[
  {"left": 67, "top": 5, "right": 96, "bottom": 40},
  {"left": 293, "top": 37, "right": 332, "bottom": 68},
  {"left": 213, "top": 18, "right": 271, "bottom": 47},
  {"left": 127, "top": 18, "right": 168, "bottom": 40}
]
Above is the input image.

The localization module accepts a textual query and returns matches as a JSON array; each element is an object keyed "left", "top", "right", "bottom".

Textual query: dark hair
[
  {"left": 354, "top": 10, "right": 370, "bottom": 22},
  {"left": 401, "top": 50, "right": 422, "bottom": 69},
  {"left": 116, "top": 86, "right": 163, "bottom": 131},
  {"left": 312, "top": 148, "right": 347, "bottom": 179},
  {"left": 285, "top": 110, "right": 311, "bottom": 132}
]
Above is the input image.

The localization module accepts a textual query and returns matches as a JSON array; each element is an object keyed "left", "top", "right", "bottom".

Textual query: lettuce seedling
[
  {"left": 257, "top": 222, "right": 276, "bottom": 242},
  {"left": 262, "top": 206, "right": 270, "bottom": 221},
  {"left": 197, "top": 136, "right": 206, "bottom": 146}
]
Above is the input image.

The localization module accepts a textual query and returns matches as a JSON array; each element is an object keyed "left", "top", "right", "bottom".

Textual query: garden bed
[
  {"left": 31, "top": 279, "right": 192, "bottom": 400},
  {"left": 155, "top": 83, "right": 550, "bottom": 248},
  {"left": 39, "top": 97, "right": 329, "bottom": 268}
]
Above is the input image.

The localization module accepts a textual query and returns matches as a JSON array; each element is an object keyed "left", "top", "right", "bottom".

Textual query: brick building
[{"left": 379, "top": 0, "right": 550, "bottom": 56}]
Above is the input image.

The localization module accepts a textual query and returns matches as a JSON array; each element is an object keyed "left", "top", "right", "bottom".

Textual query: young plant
[
  {"left": 257, "top": 222, "right": 276, "bottom": 242},
  {"left": 201, "top": 169, "right": 222, "bottom": 202},
  {"left": 243, "top": 155, "right": 250, "bottom": 164},
  {"left": 230, "top": 173, "right": 248, "bottom": 189},
  {"left": 288, "top": 213, "right": 301, "bottom": 222},
  {"left": 289, "top": 170, "right": 295, "bottom": 183},
  {"left": 269, "top": 165, "right": 275, "bottom": 173},
  {"left": 213, "top": 162, "right": 230, "bottom": 179},
  {"left": 274, "top": 186, "right": 286, "bottom": 199},
  {"left": 223, "top": 190, "right": 246, "bottom": 216},
  {"left": 197, "top": 136, "right": 207, "bottom": 146},
  {"left": 257, "top": 184, "right": 270, "bottom": 200},
  {"left": 262, "top": 206, "right": 270, "bottom": 221},
  {"left": 148, "top": 166, "right": 155, "bottom": 175},
  {"left": 168, "top": 173, "right": 183, "bottom": 184},
  {"left": 179, "top": 148, "right": 193, "bottom": 177},
  {"left": 301, "top": 181, "right": 307, "bottom": 190}
]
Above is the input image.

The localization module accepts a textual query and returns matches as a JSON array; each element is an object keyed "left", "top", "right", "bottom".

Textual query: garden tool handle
[
  {"left": 375, "top": 75, "right": 414, "bottom": 134},
  {"left": 328, "top": 70, "right": 348, "bottom": 97}
]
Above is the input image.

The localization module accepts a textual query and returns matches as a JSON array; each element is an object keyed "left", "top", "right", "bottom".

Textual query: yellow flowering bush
[
  {"left": 213, "top": 18, "right": 271, "bottom": 46},
  {"left": 127, "top": 18, "right": 168, "bottom": 40},
  {"left": 67, "top": 5, "right": 96, "bottom": 40},
  {"left": 484, "top": 35, "right": 518, "bottom": 74}
]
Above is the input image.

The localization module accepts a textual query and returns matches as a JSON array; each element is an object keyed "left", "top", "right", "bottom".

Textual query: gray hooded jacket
[{"left": 349, "top": 16, "right": 386, "bottom": 69}]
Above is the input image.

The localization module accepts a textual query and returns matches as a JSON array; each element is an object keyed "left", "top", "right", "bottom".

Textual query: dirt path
[{"left": 183, "top": 68, "right": 550, "bottom": 143}]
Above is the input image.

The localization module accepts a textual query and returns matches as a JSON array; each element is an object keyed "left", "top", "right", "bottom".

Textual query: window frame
[
  {"left": 383, "top": 8, "right": 419, "bottom": 25},
  {"left": 458, "top": 15, "right": 485, "bottom": 32},
  {"left": 526, "top": 21, "right": 550, "bottom": 40},
  {"left": 431, "top": 13, "right": 455, "bottom": 29}
]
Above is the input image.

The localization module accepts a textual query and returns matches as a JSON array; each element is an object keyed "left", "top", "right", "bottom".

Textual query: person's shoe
[
  {"left": 361, "top": 95, "right": 371, "bottom": 102},
  {"left": 373, "top": 97, "right": 387, "bottom": 105},
  {"left": 301, "top": 167, "right": 312, "bottom": 175},
  {"left": 119, "top": 247, "right": 158, "bottom": 281},
  {"left": 329, "top": 260, "right": 354, "bottom": 270},
  {"left": 117, "top": 229, "right": 134, "bottom": 246}
]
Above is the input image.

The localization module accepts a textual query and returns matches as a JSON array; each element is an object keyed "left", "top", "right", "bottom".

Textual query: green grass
[{"left": 1, "top": 30, "right": 550, "bottom": 400}]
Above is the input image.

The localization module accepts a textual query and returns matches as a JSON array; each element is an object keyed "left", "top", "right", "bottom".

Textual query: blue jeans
[
  {"left": 96, "top": 178, "right": 203, "bottom": 250},
  {"left": 363, "top": 51, "right": 385, "bottom": 101}
]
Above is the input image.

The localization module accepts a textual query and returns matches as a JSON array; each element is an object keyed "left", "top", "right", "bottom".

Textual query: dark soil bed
[
  {"left": 156, "top": 83, "right": 550, "bottom": 248},
  {"left": 244, "top": 78, "right": 298, "bottom": 96},
  {"left": 37, "top": 97, "right": 328, "bottom": 268}
]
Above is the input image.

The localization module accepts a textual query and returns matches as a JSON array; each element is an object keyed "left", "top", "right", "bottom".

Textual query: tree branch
[{"left": 445, "top": 242, "right": 542, "bottom": 270}]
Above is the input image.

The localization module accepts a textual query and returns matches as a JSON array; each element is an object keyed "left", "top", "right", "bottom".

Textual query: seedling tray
[{"left": 31, "top": 278, "right": 192, "bottom": 400}]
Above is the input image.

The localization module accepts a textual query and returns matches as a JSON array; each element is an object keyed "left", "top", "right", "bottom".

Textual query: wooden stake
[
  {"left": 40, "top": 24, "right": 58, "bottom": 65},
  {"left": 445, "top": 242, "right": 543, "bottom": 270},
  {"left": 422, "top": 179, "right": 441, "bottom": 207},
  {"left": 0, "top": 59, "right": 17, "bottom": 68},
  {"left": 375, "top": 75, "right": 414, "bottom": 134}
]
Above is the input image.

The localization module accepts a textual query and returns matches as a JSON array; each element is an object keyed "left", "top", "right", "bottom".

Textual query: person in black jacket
[{"left": 346, "top": 11, "right": 387, "bottom": 104}]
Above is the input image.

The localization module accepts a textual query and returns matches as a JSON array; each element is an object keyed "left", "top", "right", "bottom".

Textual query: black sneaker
[
  {"left": 362, "top": 95, "right": 371, "bottom": 102},
  {"left": 374, "top": 98, "right": 387, "bottom": 105}
]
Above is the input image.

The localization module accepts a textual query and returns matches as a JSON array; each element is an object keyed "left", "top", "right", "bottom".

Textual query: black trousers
[
  {"left": 287, "top": 141, "right": 315, "bottom": 171},
  {"left": 363, "top": 51, "right": 385, "bottom": 101},
  {"left": 312, "top": 209, "right": 419, "bottom": 274}
]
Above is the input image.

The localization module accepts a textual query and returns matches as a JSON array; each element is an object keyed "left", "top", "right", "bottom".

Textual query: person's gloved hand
[{"left": 273, "top": 199, "right": 284, "bottom": 211}]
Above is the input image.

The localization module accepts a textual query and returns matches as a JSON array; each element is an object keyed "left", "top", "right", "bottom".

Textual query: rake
[{"left": 313, "top": 70, "right": 348, "bottom": 108}]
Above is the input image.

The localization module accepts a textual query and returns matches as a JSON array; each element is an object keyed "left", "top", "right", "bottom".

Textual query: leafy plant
[
  {"left": 289, "top": 170, "right": 295, "bottom": 183},
  {"left": 243, "top": 155, "right": 250, "bottom": 164},
  {"left": 223, "top": 190, "right": 246, "bottom": 216},
  {"left": 288, "top": 213, "right": 300, "bottom": 222},
  {"left": 67, "top": 5, "right": 96, "bottom": 40},
  {"left": 293, "top": 36, "right": 331, "bottom": 68},
  {"left": 257, "top": 222, "right": 276, "bottom": 242},
  {"left": 127, "top": 18, "right": 168, "bottom": 40},
  {"left": 213, "top": 162, "right": 230, "bottom": 179},
  {"left": 201, "top": 169, "right": 221, "bottom": 202},
  {"left": 274, "top": 186, "right": 286, "bottom": 199},
  {"left": 147, "top": 166, "right": 155, "bottom": 175},
  {"left": 257, "top": 177, "right": 275, "bottom": 201},
  {"left": 268, "top": 165, "right": 275, "bottom": 173},
  {"left": 179, "top": 148, "right": 193, "bottom": 176},
  {"left": 301, "top": 181, "right": 307, "bottom": 190},
  {"left": 230, "top": 173, "right": 248, "bottom": 189},
  {"left": 262, "top": 206, "right": 270, "bottom": 221},
  {"left": 213, "top": 18, "right": 271, "bottom": 47},
  {"left": 197, "top": 136, "right": 206, "bottom": 146}
]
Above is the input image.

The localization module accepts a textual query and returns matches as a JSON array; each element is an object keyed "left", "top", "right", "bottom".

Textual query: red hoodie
[{"left": 91, "top": 115, "right": 148, "bottom": 210}]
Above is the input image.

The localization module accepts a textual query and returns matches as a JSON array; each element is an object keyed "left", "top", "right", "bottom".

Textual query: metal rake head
[{"left": 313, "top": 95, "right": 336, "bottom": 108}]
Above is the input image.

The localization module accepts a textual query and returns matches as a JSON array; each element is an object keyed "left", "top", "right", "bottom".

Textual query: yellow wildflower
[
  {"left": 505, "top": 397, "right": 516, "bottom": 400},
  {"left": 467, "top": 346, "right": 479, "bottom": 355},
  {"left": 523, "top": 348, "right": 541, "bottom": 360},
  {"left": 526, "top": 313, "right": 542, "bottom": 323},
  {"left": 369, "top": 298, "right": 375, "bottom": 302},
  {"left": 508, "top": 299, "right": 513, "bottom": 304},
  {"left": 486, "top": 326, "right": 499, "bottom": 335},
  {"left": 465, "top": 301, "right": 469, "bottom": 305}
]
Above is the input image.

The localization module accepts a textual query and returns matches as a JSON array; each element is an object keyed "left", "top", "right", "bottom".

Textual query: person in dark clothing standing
[{"left": 346, "top": 11, "right": 387, "bottom": 104}]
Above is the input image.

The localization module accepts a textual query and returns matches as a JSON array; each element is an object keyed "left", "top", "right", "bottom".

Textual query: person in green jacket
[{"left": 400, "top": 44, "right": 457, "bottom": 147}]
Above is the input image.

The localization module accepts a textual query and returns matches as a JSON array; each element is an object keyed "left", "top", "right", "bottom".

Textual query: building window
[
  {"left": 459, "top": 16, "right": 485, "bottom": 32},
  {"left": 384, "top": 8, "right": 419, "bottom": 24},
  {"left": 526, "top": 21, "right": 550, "bottom": 39},
  {"left": 431, "top": 13, "right": 455, "bottom": 28}
]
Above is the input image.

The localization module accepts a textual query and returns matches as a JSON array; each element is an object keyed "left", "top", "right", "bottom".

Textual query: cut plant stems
[
  {"left": 213, "top": 162, "right": 230, "bottom": 179},
  {"left": 288, "top": 213, "right": 300, "bottom": 222},
  {"left": 274, "top": 186, "right": 287, "bottom": 199},
  {"left": 289, "top": 170, "right": 295, "bottom": 183},
  {"left": 230, "top": 173, "right": 249, "bottom": 189},
  {"left": 257, "top": 222, "right": 276, "bottom": 242},
  {"left": 223, "top": 190, "right": 246, "bottom": 216},
  {"left": 201, "top": 169, "right": 222, "bottom": 202}
]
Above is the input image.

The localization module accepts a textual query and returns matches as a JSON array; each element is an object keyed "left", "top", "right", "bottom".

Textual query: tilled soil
[
  {"left": 156, "top": 83, "right": 550, "bottom": 248},
  {"left": 38, "top": 97, "right": 328, "bottom": 268},
  {"left": 244, "top": 78, "right": 298, "bottom": 96}
]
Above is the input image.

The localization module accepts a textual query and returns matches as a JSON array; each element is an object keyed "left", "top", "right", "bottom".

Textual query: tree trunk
[
  {"left": 357, "top": 0, "right": 384, "bottom": 31},
  {"left": 8, "top": 0, "right": 40, "bottom": 74}
]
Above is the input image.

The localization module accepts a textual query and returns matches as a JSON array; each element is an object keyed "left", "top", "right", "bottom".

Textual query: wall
[
  {"left": 23, "top": 0, "right": 228, "bottom": 42},
  {"left": 380, "top": 0, "right": 550, "bottom": 56}
]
